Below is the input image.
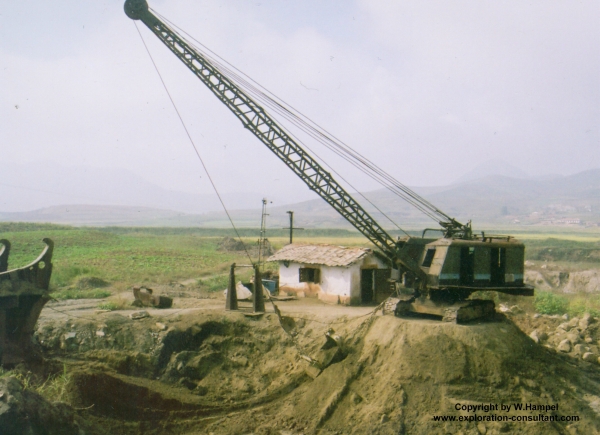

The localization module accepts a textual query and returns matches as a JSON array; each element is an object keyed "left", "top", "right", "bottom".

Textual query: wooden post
[
  {"left": 253, "top": 265, "right": 265, "bottom": 313},
  {"left": 284, "top": 211, "right": 303, "bottom": 244},
  {"left": 225, "top": 263, "right": 238, "bottom": 311},
  {"left": 287, "top": 211, "right": 293, "bottom": 244}
]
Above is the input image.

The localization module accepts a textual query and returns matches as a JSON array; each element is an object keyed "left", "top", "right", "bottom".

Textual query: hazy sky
[{"left": 1, "top": 0, "right": 598, "bottom": 208}]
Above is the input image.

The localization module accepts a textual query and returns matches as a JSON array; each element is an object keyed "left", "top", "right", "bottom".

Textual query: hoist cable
[
  {"left": 133, "top": 22, "right": 255, "bottom": 265},
  {"left": 153, "top": 9, "right": 454, "bottom": 226}
]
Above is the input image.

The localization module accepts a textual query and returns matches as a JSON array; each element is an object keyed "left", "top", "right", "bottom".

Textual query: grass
[
  {"left": 2, "top": 223, "right": 599, "bottom": 309},
  {"left": 567, "top": 294, "right": 600, "bottom": 318},
  {"left": 197, "top": 274, "right": 230, "bottom": 292},
  {"left": 534, "top": 291, "right": 569, "bottom": 315},
  {"left": 0, "top": 364, "right": 72, "bottom": 404},
  {"left": 2, "top": 225, "right": 368, "bottom": 295},
  {"left": 531, "top": 290, "right": 600, "bottom": 318},
  {"left": 1, "top": 227, "right": 254, "bottom": 290},
  {"left": 97, "top": 301, "right": 125, "bottom": 311},
  {"left": 51, "top": 288, "right": 112, "bottom": 300}
]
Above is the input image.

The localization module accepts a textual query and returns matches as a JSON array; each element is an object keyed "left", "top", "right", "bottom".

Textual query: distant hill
[
  {"left": 452, "top": 159, "right": 529, "bottom": 184},
  {"left": 0, "top": 205, "right": 188, "bottom": 227},
  {"left": 219, "top": 169, "right": 600, "bottom": 230},
  {"left": 0, "top": 161, "right": 294, "bottom": 214},
  {"left": 1, "top": 169, "right": 598, "bottom": 229}
]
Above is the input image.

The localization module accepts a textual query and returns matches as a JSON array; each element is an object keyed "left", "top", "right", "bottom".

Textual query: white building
[{"left": 268, "top": 244, "right": 391, "bottom": 305}]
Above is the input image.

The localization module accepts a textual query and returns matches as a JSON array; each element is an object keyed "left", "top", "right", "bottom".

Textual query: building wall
[
  {"left": 278, "top": 262, "right": 315, "bottom": 296},
  {"left": 276, "top": 253, "right": 389, "bottom": 305},
  {"left": 319, "top": 265, "right": 356, "bottom": 305}
]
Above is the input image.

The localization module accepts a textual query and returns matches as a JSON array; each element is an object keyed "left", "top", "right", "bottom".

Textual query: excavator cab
[
  {"left": 422, "top": 236, "right": 530, "bottom": 294},
  {"left": 394, "top": 234, "right": 533, "bottom": 322}
]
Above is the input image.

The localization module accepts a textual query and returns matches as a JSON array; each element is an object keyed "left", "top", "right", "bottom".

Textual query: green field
[
  {"left": 0, "top": 224, "right": 374, "bottom": 294},
  {"left": 1, "top": 223, "right": 598, "bottom": 315},
  {"left": 1, "top": 224, "right": 259, "bottom": 293}
]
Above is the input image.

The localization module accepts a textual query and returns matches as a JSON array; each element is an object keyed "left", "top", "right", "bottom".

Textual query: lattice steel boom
[{"left": 124, "top": 0, "right": 426, "bottom": 274}]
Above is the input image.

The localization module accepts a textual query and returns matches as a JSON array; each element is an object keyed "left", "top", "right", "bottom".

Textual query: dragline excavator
[{"left": 124, "top": 0, "right": 534, "bottom": 322}]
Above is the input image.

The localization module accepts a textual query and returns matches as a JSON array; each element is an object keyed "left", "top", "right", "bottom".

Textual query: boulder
[
  {"left": 557, "top": 339, "right": 572, "bottom": 353},
  {"left": 568, "top": 317, "right": 580, "bottom": 328},
  {"left": 579, "top": 316, "right": 591, "bottom": 331},
  {"left": 529, "top": 330, "right": 540, "bottom": 344},
  {"left": 130, "top": 310, "right": 150, "bottom": 320},
  {"left": 498, "top": 304, "right": 511, "bottom": 313},
  {"left": 566, "top": 332, "right": 581, "bottom": 345},
  {"left": 223, "top": 281, "right": 253, "bottom": 300}
]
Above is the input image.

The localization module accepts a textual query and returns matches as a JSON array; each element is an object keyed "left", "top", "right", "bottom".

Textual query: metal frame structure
[{"left": 124, "top": 0, "right": 403, "bottom": 262}]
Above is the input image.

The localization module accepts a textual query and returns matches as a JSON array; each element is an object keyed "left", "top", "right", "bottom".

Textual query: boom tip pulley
[
  {"left": 439, "top": 219, "right": 472, "bottom": 239},
  {"left": 124, "top": 0, "right": 149, "bottom": 20}
]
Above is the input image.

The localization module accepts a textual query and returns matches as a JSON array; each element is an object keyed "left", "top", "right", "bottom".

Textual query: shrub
[
  {"left": 97, "top": 296, "right": 130, "bottom": 311},
  {"left": 198, "top": 274, "right": 231, "bottom": 292},
  {"left": 97, "top": 301, "right": 120, "bottom": 311},
  {"left": 534, "top": 291, "right": 568, "bottom": 315},
  {"left": 567, "top": 295, "right": 600, "bottom": 318}
]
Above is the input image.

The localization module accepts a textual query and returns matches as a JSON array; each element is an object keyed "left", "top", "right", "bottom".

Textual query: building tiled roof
[{"left": 267, "top": 244, "right": 372, "bottom": 267}]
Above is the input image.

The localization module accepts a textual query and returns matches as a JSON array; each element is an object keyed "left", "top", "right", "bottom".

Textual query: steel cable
[
  {"left": 133, "top": 22, "right": 255, "bottom": 265},
  {"left": 152, "top": 10, "right": 454, "bottom": 227}
]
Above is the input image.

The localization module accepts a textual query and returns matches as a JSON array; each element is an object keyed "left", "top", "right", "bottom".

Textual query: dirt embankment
[
  {"left": 29, "top": 304, "right": 600, "bottom": 435},
  {"left": 525, "top": 268, "right": 600, "bottom": 293}
]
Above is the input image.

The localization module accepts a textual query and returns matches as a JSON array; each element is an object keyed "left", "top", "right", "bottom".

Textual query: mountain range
[{"left": 1, "top": 164, "right": 598, "bottom": 229}]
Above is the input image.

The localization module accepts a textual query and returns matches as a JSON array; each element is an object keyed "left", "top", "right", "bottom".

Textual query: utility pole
[
  {"left": 257, "top": 198, "right": 270, "bottom": 270},
  {"left": 283, "top": 211, "right": 304, "bottom": 244}
]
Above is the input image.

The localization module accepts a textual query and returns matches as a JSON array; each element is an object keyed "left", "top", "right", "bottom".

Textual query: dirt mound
[
  {"left": 36, "top": 312, "right": 301, "bottom": 400},
  {"left": 285, "top": 315, "right": 600, "bottom": 435},
  {"left": 0, "top": 377, "right": 84, "bottom": 435},
  {"left": 217, "top": 236, "right": 246, "bottom": 251},
  {"left": 74, "top": 276, "right": 110, "bottom": 289},
  {"left": 529, "top": 248, "right": 600, "bottom": 264},
  {"left": 33, "top": 308, "right": 600, "bottom": 435},
  {"left": 217, "top": 236, "right": 273, "bottom": 256},
  {"left": 525, "top": 269, "right": 600, "bottom": 293},
  {"left": 563, "top": 271, "right": 600, "bottom": 293}
]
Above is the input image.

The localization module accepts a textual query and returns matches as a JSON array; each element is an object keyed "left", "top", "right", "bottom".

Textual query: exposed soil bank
[{"left": 27, "top": 303, "right": 600, "bottom": 435}]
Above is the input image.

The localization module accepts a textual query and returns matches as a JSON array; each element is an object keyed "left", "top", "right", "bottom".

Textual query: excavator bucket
[
  {"left": 132, "top": 286, "right": 173, "bottom": 309},
  {"left": 305, "top": 329, "right": 345, "bottom": 379},
  {"left": 0, "top": 238, "right": 54, "bottom": 365}
]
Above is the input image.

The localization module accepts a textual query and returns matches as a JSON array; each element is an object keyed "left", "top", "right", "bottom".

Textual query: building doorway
[{"left": 361, "top": 269, "right": 392, "bottom": 304}]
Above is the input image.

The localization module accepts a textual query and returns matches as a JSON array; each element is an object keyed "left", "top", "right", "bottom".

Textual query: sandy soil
[{"left": 26, "top": 286, "right": 600, "bottom": 435}]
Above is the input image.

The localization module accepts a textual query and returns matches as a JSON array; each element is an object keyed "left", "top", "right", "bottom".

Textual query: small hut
[{"left": 268, "top": 244, "right": 392, "bottom": 305}]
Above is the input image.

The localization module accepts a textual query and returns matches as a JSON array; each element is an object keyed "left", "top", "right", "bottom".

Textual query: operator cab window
[{"left": 422, "top": 248, "right": 436, "bottom": 268}]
